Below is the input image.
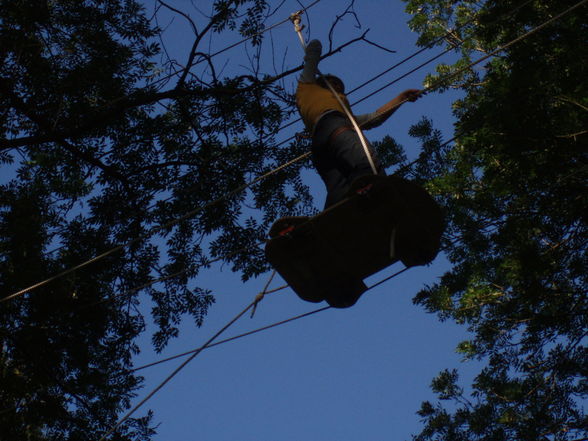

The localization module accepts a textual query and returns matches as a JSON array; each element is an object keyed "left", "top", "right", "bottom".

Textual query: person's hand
[
  {"left": 306, "top": 39, "right": 322, "bottom": 55},
  {"left": 399, "top": 89, "right": 422, "bottom": 102}
]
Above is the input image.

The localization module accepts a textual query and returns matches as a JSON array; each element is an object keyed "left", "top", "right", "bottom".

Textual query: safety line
[
  {"left": 97, "top": 295, "right": 258, "bottom": 441},
  {"left": 207, "top": 1, "right": 321, "bottom": 61},
  {"left": 132, "top": 303, "right": 328, "bottom": 373},
  {"left": 291, "top": 11, "right": 379, "bottom": 175},
  {"left": 97, "top": 265, "right": 285, "bottom": 441},
  {"left": 98, "top": 263, "right": 410, "bottom": 441},
  {"left": 129, "top": 266, "right": 410, "bottom": 373},
  {"left": 4, "top": 0, "right": 576, "bottom": 303}
]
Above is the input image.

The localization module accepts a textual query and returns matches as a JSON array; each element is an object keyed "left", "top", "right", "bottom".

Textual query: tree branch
[
  {"left": 0, "top": 77, "right": 127, "bottom": 183},
  {"left": 1, "top": 33, "right": 367, "bottom": 150}
]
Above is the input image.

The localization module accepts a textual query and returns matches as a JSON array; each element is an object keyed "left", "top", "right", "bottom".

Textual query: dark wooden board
[{"left": 265, "top": 175, "right": 443, "bottom": 308}]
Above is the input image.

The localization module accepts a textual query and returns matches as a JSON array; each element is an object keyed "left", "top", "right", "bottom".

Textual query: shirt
[
  {"left": 296, "top": 82, "right": 350, "bottom": 131},
  {"left": 296, "top": 40, "right": 385, "bottom": 133}
]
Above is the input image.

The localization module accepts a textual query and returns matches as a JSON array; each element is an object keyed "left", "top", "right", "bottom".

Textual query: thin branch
[
  {"left": 328, "top": 0, "right": 361, "bottom": 52},
  {"left": 362, "top": 38, "right": 396, "bottom": 54}
]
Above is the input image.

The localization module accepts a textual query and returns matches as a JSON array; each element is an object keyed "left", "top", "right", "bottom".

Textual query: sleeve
[
  {"left": 299, "top": 39, "right": 322, "bottom": 83},
  {"left": 355, "top": 111, "right": 386, "bottom": 130}
]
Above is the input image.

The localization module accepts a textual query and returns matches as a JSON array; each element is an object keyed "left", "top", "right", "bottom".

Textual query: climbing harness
[{"left": 290, "top": 11, "right": 379, "bottom": 175}]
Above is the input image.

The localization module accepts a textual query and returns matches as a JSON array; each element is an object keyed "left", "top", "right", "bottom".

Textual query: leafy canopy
[{"left": 402, "top": 0, "right": 587, "bottom": 440}]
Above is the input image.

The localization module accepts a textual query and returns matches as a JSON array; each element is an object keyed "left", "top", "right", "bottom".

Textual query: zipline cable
[{"left": 4, "top": 0, "right": 578, "bottom": 303}]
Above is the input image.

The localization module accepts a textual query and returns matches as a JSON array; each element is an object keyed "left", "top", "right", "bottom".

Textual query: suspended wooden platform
[{"left": 265, "top": 175, "right": 444, "bottom": 308}]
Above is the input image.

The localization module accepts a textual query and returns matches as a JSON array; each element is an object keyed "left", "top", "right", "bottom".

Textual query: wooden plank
[{"left": 265, "top": 175, "right": 444, "bottom": 308}]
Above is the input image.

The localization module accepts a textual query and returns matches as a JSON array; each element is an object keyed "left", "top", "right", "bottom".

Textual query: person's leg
[
  {"left": 312, "top": 114, "right": 385, "bottom": 208},
  {"left": 324, "top": 130, "right": 386, "bottom": 205},
  {"left": 311, "top": 147, "right": 348, "bottom": 208},
  {"left": 312, "top": 114, "right": 350, "bottom": 208}
]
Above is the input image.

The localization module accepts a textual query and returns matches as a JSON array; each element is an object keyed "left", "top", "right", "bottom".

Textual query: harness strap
[{"left": 328, "top": 126, "right": 354, "bottom": 145}]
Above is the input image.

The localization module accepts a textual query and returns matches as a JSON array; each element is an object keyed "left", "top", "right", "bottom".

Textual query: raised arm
[
  {"left": 356, "top": 89, "right": 422, "bottom": 130},
  {"left": 299, "top": 39, "right": 322, "bottom": 83}
]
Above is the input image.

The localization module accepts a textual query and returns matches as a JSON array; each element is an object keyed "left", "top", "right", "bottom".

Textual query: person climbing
[{"left": 296, "top": 39, "right": 422, "bottom": 208}]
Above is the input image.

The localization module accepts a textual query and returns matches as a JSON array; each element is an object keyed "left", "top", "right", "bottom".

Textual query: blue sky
[{"left": 129, "top": 1, "right": 480, "bottom": 440}]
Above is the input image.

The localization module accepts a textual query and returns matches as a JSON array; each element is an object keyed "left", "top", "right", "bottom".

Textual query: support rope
[
  {"left": 97, "top": 296, "right": 259, "bottom": 441},
  {"left": 129, "top": 267, "right": 410, "bottom": 374}
]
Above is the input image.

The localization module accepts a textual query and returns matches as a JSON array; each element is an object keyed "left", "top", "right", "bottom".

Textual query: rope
[
  {"left": 129, "top": 267, "right": 410, "bottom": 374},
  {"left": 4, "top": 0, "right": 577, "bottom": 304},
  {"left": 97, "top": 296, "right": 259, "bottom": 441},
  {"left": 290, "top": 12, "right": 379, "bottom": 175},
  {"left": 1, "top": 150, "right": 310, "bottom": 303},
  {"left": 250, "top": 269, "right": 277, "bottom": 318},
  {"left": 98, "top": 261, "right": 410, "bottom": 439}
]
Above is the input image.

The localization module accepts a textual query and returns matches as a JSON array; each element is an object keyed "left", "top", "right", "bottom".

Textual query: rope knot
[{"left": 289, "top": 10, "right": 305, "bottom": 33}]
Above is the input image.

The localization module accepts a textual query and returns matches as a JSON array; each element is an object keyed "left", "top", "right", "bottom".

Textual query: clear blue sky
[{"left": 130, "top": 1, "right": 480, "bottom": 440}]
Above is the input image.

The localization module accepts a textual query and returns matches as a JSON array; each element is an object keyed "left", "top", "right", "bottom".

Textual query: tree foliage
[
  {"left": 402, "top": 0, "right": 587, "bottom": 439},
  {"left": 0, "top": 0, "right": 318, "bottom": 438}
]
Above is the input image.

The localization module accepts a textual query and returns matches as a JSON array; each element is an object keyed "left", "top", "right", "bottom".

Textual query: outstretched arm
[
  {"left": 356, "top": 89, "right": 422, "bottom": 129},
  {"left": 299, "top": 39, "right": 322, "bottom": 83}
]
